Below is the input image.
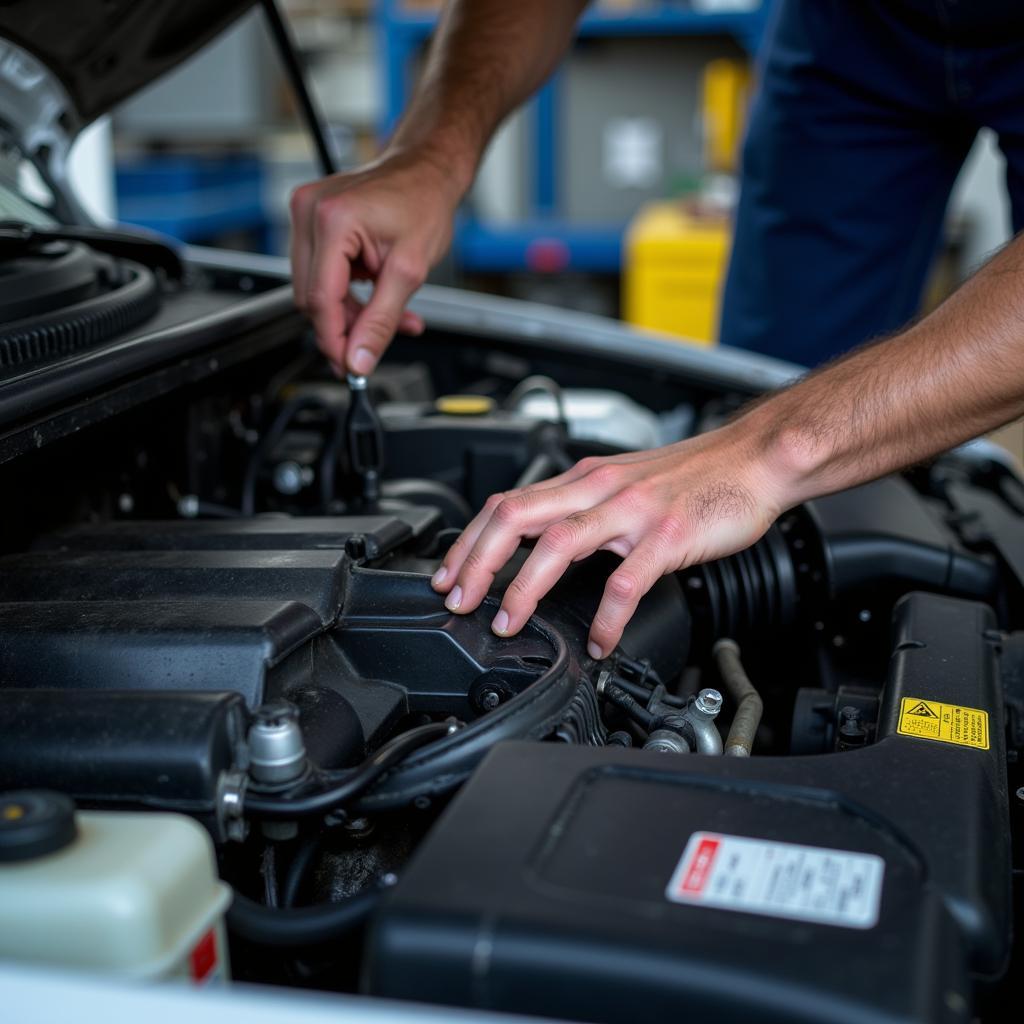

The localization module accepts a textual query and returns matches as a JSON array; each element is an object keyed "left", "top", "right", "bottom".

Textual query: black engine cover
[{"left": 366, "top": 592, "right": 1010, "bottom": 1024}]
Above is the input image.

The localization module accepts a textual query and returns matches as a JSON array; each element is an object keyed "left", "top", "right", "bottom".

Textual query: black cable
[
  {"left": 260, "top": 0, "right": 336, "bottom": 177},
  {"left": 318, "top": 399, "right": 347, "bottom": 510},
  {"left": 241, "top": 395, "right": 326, "bottom": 515},
  {"left": 261, "top": 844, "right": 280, "bottom": 909},
  {"left": 601, "top": 682, "right": 657, "bottom": 732},
  {"left": 505, "top": 375, "right": 569, "bottom": 431},
  {"left": 244, "top": 720, "right": 455, "bottom": 820},
  {"left": 282, "top": 835, "right": 321, "bottom": 908},
  {"left": 610, "top": 675, "right": 684, "bottom": 709},
  {"left": 226, "top": 887, "right": 380, "bottom": 948}
]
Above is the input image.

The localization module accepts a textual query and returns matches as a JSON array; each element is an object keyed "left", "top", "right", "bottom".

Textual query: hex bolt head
[
  {"left": 695, "top": 688, "right": 723, "bottom": 717},
  {"left": 480, "top": 689, "right": 501, "bottom": 711},
  {"left": 272, "top": 460, "right": 305, "bottom": 495}
]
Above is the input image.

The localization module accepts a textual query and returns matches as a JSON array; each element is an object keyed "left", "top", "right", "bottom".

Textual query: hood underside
[{"left": 0, "top": 0, "right": 255, "bottom": 131}]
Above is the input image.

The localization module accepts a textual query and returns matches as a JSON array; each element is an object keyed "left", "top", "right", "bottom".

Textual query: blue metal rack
[
  {"left": 115, "top": 155, "right": 267, "bottom": 248},
  {"left": 376, "top": 1, "right": 774, "bottom": 273}
]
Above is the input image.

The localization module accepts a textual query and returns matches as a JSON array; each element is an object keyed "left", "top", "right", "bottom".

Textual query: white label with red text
[{"left": 665, "top": 832, "right": 884, "bottom": 929}]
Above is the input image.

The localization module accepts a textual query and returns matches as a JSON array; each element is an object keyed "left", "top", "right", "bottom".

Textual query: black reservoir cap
[{"left": 0, "top": 790, "right": 77, "bottom": 862}]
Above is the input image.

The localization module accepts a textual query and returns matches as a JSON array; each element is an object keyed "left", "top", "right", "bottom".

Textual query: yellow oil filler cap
[{"left": 435, "top": 395, "right": 496, "bottom": 416}]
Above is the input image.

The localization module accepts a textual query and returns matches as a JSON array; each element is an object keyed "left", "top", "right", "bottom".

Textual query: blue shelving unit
[
  {"left": 376, "top": 1, "right": 774, "bottom": 273},
  {"left": 116, "top": 155, "right": 268, "bottom": 248}
]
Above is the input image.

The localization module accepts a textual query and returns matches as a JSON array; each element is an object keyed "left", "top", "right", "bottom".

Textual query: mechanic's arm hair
[
  {"left": 431, "top": 232, "right": 1024, "bottom": 660},
  {"left": 757, "top": 231, "right": 1024, "bottom": 504},
  {"left": 289, "top": 0, "right": 589, "bottom": 375},
  {"left": 388, "top": 0, "right": 590, "bottom": 193}
]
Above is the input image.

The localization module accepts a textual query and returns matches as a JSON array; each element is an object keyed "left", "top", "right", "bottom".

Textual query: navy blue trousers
[{"left": 720, "top": 0, "right": 1024, "bottom": 367}]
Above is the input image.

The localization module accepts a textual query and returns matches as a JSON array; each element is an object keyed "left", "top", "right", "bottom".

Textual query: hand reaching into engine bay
[
  {"left": 289, "top": 150, "right": 456, "bottom": 377},
  {"left": 430, "top": 426, "right": 787, "bottom": 660},
  {"left": 288, "top": 0, "right": 589, "bottom": 376},
  {"left": 433, "top": 231, "right": 1024, "bottom": 658}
]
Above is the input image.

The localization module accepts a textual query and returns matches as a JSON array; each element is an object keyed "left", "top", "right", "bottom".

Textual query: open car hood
[
  {"left": 0, "top": 0, "right": 255, "bottom": 129},
  {"left": 0, "top": 0, "right": 255, "bottom": 212}
]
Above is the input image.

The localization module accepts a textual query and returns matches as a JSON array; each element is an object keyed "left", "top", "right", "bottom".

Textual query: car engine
[{"left": 1, "top": 214, "right": 1023, "bottom": 1020}]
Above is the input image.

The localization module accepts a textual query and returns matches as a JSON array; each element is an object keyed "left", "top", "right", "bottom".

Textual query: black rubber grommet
[{"left": 0, "top": 790, "right": 78, "bottom": 862}]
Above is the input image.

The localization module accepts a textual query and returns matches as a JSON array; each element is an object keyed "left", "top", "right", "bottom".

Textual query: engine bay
[{"left": 0, "top": 240, "right": 1023, "bottom": 1023}]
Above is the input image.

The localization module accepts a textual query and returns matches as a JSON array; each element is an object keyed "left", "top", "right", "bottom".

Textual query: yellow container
[
  {"left": 703, "top": 58, "right": 751, "bottom": 175},
  {"left": 622, "top": 201, "right": 731, "bottom": 346}
]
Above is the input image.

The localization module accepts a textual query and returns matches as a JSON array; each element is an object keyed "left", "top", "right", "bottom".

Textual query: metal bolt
[
  {"left": 858, "top": 609, "right": 872, "bottom": 623},
  {"left": 694, "top": 688, "right": 723, "bottom": 717},
  {"left": 117, "top": 493, "right": 134, "bottom": 513},
  {"left": 480, "top": 688, "right": 501, "bottom": 711},
  {"left": 839, "top": 706, "right": 862, "bottom": 731},
  {"left": 1016, "top": 786, "right": 1024, "bottom": 802},
  {"left": 272, "top": 460, "right": 305, "bottom": 495},
  {"left": 347, "top": 373, "right": 368, "bottom": 391},
  {"left": 249, "top": 702, "right": 307, "bottom": 786},
  {"left": 177, "top": 494, "right": 200, "bottom": 518}
]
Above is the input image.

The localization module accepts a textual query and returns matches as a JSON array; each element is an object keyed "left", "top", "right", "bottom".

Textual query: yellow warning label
[{"left": 896, "top": 697, "right": 989, "bottom": 750}]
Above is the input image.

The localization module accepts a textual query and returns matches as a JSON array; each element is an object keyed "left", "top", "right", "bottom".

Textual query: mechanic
[{"left": 289, "top": 0, "right": 1024, "bottom": 663}]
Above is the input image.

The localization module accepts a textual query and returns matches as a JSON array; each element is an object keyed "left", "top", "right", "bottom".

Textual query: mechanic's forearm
[
  {"left": 386, "top": 0, "right": 588, "bottom": 194},
  {"left": 749, "top": 233, "right": 1024, "bottom": 507}
]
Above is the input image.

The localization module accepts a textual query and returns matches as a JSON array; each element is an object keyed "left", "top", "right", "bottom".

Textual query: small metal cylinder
[{"left": 248, "top": 702, "right": 307, "bottom": 787}]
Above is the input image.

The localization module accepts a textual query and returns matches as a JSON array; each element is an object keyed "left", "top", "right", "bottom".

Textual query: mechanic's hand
[
  {"left": 289, "top": 148, "right": 462, "bottom": 376},
  {"left": 430, "top": 425, "right": 787, "bottom": 660}
]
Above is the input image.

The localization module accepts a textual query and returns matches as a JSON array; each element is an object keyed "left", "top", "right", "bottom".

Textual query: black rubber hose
[
  {"left": 712, "top": 638, "right": 763, "bottom": 757},
  {"left": 226, "top": 887, "right": 380, "bottom": 947},
  {"left": 505, "top": 374, "right": 569, "bottom": 430},
  {"left": 600, "top": 681, "right": 657, "bottom": 732},
  {"left": 609, "top": 675, "right": 685, "bottom": 709},
  {"left": 319, "top": 400, "right": 347, "bottom": 510},
  {"left": 244, "top": 721, "right": 454, "bottom": 820},
  {"left": 282, "top": 836, "right": 321, "bottom": 908}
]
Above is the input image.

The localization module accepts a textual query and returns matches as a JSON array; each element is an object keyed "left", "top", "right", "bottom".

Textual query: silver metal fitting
[
  {"left": 216, "top": 769, "right": 249, "bottom": 844},
  {"left": 272, "top": 460, "right": 305, "bottom": 495},
  {"left": 177, "top": 494, "right": 200, "bottom": 518},
  {"left": 694, "top": 688, "right": 723, "bottom": 717},
  {"left": 643, "top": 729, "right": 691, "bottom": 755},
  {"left": 346, "top": 373, "right": 368, "bottom": 391},
  {"left": 684, "top": 689, "right": 724, "bottom": 755},
  {"left": 248, "top": 702, "right": 307, "bottom": 787}
]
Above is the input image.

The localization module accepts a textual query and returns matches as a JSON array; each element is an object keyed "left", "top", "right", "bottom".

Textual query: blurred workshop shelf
[
  {"left": 456, "top": 219, "right": 626, "bottom": 274},
  {"left": 115, "top": 155, "right": 268, "bottom": 247},
  {"left": 377, "top": 1, "right": 774, "bottom": 273}
]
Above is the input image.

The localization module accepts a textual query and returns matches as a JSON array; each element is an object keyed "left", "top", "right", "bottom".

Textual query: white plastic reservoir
[
  {"left": 517, "top": 389, "right": 662, "bottom": 451},
  {"left": 0, "top": 794, "right": 231, "bottom": 983}
]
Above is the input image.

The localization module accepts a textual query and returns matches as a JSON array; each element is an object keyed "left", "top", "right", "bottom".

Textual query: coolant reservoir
[
  {"left": 0, "top": 791, "right": 231, "bottom": 983},
  {"left": 517, "top": 389, "right": 661, "bottom": 450}
]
